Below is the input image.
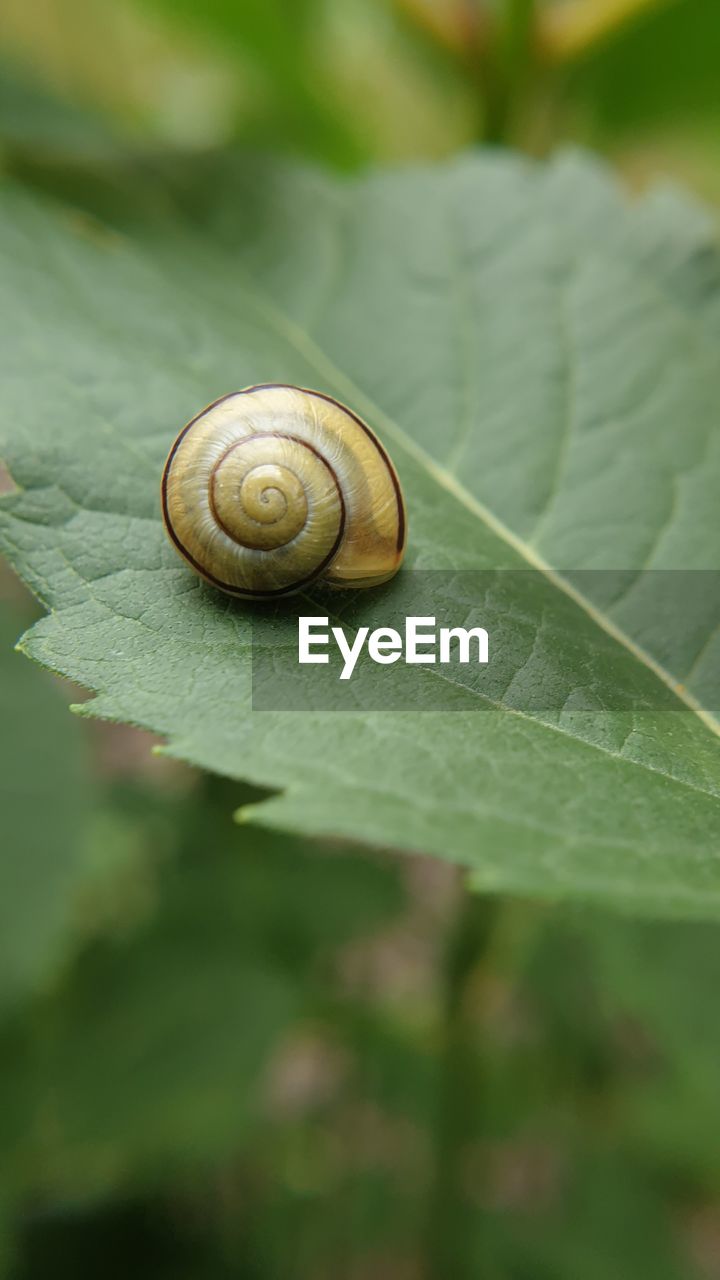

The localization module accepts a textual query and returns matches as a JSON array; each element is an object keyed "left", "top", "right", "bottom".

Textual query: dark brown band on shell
[{"left": 207, "top": 431, "right": 345, "bottom": 556}]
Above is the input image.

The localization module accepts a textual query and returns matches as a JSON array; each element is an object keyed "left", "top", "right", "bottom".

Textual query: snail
[{"left": 161, "top": 383, "right": 407, "bottom": 598}]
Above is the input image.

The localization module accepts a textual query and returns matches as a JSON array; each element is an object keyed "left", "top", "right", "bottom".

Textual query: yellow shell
[{"left": 161, "top": 384, "right": 407, "bottom": 598}]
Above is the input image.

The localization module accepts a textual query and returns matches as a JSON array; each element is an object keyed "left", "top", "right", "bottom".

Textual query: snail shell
[{"left": 161, "top": 384, "right": 406, "bottom": 598}]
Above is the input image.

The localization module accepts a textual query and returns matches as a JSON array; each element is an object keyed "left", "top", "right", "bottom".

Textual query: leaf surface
[{"left": 1, "top": 149, "right": 720, "bottom": 913}]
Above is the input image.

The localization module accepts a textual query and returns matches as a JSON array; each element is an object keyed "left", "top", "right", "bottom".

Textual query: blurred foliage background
[
  {"left": 1, "top": 0, "right": 720, "bottom": 188},
  {"left": 2, "top": 1, "right": 720, "bottom": 1277}
]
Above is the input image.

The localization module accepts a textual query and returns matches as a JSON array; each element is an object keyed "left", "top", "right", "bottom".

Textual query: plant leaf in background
[
  {"left": 557, "top": 0, "right": 720, "bottom": 138},
  {"left": 1, "top": 149, "right": 720, "bottom": 915},
  {"left": 0, "top": 779, "right": 405, "bottom": 1254},
  {"left": 134, "top": 0, "right": 369, "bottom": 166},
  {"left": 0, "top": 598, "right": 96, "bottom": 1015},
  {"left": 418, "top": 900, "right": 720, "bottom": 1280},
  {"left": 537, "top": 0, "right": 720, "bottom": 198},
  {"left": 0, "top": 61, "right": 120, "bottom": 160},
  {"left": 5, "top": 862, "right": 720, "bottom": 1280}
]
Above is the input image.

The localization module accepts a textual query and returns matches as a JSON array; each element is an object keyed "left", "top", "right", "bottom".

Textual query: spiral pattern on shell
[{"left": 161, "top": 384, "right": 406, "bottom": 598}]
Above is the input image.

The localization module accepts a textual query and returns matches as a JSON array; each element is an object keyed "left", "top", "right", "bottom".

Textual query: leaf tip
[
  {"left": 0, "top": 459, "right": 20, "bottom": 498},
  {"left": 233, "top": 804, "right": 257, "bottom": 826}
]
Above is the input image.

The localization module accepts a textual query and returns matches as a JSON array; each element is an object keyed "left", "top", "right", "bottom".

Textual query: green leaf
[
  {"left": 562, "top": 0, "right": 720, "bottom": 137},
  {"left": 1, "top": 149, "right": 720, "bottom": 915},
  {"left": 0, "top": 598, "right": 96, "bottom": 1015}
]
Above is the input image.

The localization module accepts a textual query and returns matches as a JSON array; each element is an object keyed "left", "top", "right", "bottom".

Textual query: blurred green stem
[
  {"left": 480, "top": 0, "right": 538, "bottom": 143},
  {"left": 427, "top": 888, "right": 498, "bottom": 1279}
]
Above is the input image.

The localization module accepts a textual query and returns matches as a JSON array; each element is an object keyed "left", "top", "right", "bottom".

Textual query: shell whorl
[{"left": 161, "top": 384, "right": 406, "bottom": 598}]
